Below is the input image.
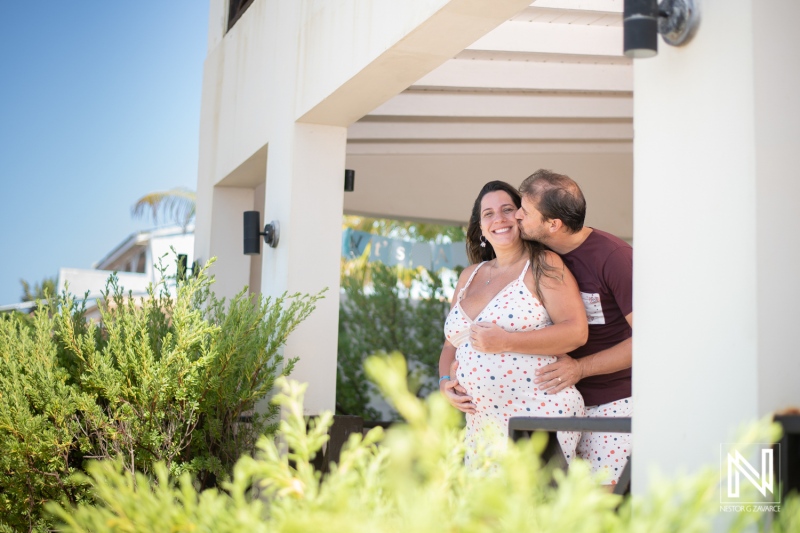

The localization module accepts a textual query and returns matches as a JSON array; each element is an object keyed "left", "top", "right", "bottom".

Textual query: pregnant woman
[{"left": 438, "top": 180, "right": 587, "bottom": 465}]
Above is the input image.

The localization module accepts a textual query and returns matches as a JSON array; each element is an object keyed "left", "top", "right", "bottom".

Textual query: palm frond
[{"left": 131, "top": 187, "right": 196, "bottom": 230}]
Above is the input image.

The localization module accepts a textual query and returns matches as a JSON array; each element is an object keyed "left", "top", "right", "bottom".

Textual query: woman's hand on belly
[{"left": 440, "top": 360, "right": 476, "bottom": 414}]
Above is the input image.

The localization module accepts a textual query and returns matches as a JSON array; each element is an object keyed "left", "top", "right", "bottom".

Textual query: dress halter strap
[
  {"left": 517, "top": 259, "right": 531, "bottom": 281},
  {"left": 458, "top": 261, "right": 487, "bottom": 302}
]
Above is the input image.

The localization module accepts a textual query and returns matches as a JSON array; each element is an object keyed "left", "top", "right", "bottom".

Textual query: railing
[
  {"left": 774, "top": 413, "right": 800, "bottom": 498},
  {"left": 508, "top": 416, "right": 632, "bottom": 496},
  {"left": 309, "top": 415, "right": 377, "bottom": 475},
  {"left": 509, "top": 414, "right": 800, "bottom": 499}
]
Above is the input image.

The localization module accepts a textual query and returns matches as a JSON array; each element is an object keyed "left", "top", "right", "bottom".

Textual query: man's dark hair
[{"left": 519, "top": 169, "right": 586, "bottom": 233}]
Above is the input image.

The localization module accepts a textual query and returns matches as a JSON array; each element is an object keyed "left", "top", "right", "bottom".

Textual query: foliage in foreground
[
  {"left": 49, "top": 353, "right": 798, "bottom": 533},
  {"left": 0, "top": 261, "right": 323, "bottom": 532}
]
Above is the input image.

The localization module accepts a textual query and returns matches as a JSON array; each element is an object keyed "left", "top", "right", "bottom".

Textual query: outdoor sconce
[
  {"left": 177, "top": 254, "right": 200, "bottom": 281},
  {"left": 623, "top": 0, "right": 700, "bottom": 58},
  {"left": 344, "top": 169, "right": 355, "bottom": 192},
  {"left": 243, "top": 211, "right": 280, "bottom": 255}
]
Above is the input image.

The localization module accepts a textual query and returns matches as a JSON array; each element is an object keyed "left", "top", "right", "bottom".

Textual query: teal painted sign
[{"left": 341, "top": 229, "right": 468, "bottom": 271}]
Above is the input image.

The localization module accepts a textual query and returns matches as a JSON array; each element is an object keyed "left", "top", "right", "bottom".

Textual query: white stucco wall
[
  {"left": 149, "top": 232, "right": 195, "bottom": 276},
  {"left": 197, "top": 0, "right": 536, "bottom": 192},
  {"left": 632, "top": 0, "right": 800, "bottom": 494},
  {"left": 296, "top": 0, "right": 533, "bottom": 125},
  {"left": 752, "top": 0, "right": 800, "bottom": 416},
  {"left": 195, "top": 0, "right": 560, "bottom": 415},
  {"left": 57, "top": 268, "right": 150, "bottom": 302}
]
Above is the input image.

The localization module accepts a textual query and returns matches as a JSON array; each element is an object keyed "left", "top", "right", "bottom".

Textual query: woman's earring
[{"left": 480, "top": 235, "right": 487, "bottom": 248}]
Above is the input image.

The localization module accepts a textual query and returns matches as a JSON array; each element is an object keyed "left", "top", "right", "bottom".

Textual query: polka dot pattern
[
  {"left": 576, "top": 398, "right": 632, "bottom": 485},
  {"left": 444, "top": 260, "right": 585, "bottom": 466}
]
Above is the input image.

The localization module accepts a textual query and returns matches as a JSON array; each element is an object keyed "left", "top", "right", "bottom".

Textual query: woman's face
[{"left": 480, "top": 190, "right": 520, "bottom": 249}]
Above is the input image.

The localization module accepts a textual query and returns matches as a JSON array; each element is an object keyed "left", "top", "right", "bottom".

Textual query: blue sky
[{"left": 0, "top": 2, "right": 208, "bottom": 305}]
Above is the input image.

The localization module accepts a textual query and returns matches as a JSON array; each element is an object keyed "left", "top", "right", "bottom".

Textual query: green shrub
[
  {"left": 337, "top": 262, "right": 452, "bottom": 419},
  {"left": 0, "top": 261, "right": 323, "bottom": 531},
  {"left": 47, "top": 353, "right": 798, "bottom": 533}
]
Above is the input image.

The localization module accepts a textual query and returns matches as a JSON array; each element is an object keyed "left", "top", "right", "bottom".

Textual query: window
[
  {"left": 135, "top": 252, "right": 146, "bottom": 274},
  {"left": 228, "top": 0, "right": 256, "bottom": 31}
]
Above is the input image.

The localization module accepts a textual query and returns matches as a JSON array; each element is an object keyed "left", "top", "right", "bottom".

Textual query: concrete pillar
[
  {"left": 207, "top": 187, "right": 255, "bottom": 301},
  {"left": 632, "top": 0, "right": 800, "bottom": 493},
  {"left": 753, "top": 1, "right": 800, "bottom": 415},
  {"left": 195, "top": 0, "right": 549, "bottom": 419},
  {"left": 261, "top": 123, "right": 347, "bottom": 415}
]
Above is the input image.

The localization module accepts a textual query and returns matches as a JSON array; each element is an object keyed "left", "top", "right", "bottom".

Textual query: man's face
[{"left": 516, "top": 195, "right": 550, "bottom": 243}]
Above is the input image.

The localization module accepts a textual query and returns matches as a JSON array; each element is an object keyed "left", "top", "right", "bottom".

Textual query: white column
[
  {"left": 632, "top": 0, "right": 800, "bottom": 492},
  {"left": 207, "top": 187, "right": 255, "bottom": 301},
  {"left": 261, "top": 123, "right": 347, "bottom": 415},
  {"left": 753, "top": 1, "right": 800, "bottom": 415},
  {"left": 632, "top": 0, "right": 759, "bottom": 490}
]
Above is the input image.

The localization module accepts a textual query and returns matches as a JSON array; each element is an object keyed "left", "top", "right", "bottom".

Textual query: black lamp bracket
[
  {"left": 260, "top": 220, "right": 280, "bottom": 248},
  {"left": 658, "top": 0, "right": 700, "bottom": 47},
  {"left": 177, "top": 254, "right": 199, "bottom": 281}
]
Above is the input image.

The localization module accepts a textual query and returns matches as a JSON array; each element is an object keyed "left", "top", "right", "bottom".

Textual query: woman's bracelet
[{"left": 438, "top": 375, "right": 451, "bottom": 384}]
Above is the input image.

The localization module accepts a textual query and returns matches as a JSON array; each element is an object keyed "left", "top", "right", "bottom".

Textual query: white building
[
  {"left": 57, "top": 225, "right": 195, "bottom": 318},
  {"left": 194, "top": 0, "right": 800, "bottom": 495}
]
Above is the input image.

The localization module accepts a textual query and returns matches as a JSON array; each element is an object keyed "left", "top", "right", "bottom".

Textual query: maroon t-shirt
[{"left": 560, "top": 228, "right": 632, "bottom": 406}]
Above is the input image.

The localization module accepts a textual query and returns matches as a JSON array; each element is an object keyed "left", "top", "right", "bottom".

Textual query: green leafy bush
[
  {"left": 337, "top": 261, "right": 452, "bottom": 420},
  {"left": 48, "top": 353, "right": 799, "bottom": 533},
  {"left": 0, "top": 262, "right": 323, "bottom": 531}
]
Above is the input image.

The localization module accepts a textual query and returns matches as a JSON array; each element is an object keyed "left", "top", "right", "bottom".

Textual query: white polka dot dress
[{"left": 444, "top": 260, "right": 585, "bottom": 466}]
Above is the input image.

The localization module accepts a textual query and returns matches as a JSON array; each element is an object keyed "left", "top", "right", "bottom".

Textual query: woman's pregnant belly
[{"left": 456, "top": 348, "right": 578, "bottom": 417}]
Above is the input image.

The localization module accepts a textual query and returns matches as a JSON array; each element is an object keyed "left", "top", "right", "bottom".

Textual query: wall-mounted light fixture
[
  {"left": 624, "top": 0, "right": 700, "bottom": 59},
  {"left": 344, "top": 169, "right": 355, "bottom": 192},
  {"left": 177, "top": 254, "right": 200, "bottom": 281},
  {"left": 243, "top": 211, "right": 280, "bottom": 255}
]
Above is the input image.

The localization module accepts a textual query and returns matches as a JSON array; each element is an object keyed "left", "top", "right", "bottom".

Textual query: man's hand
[
  {"left": 469, "top": 322, "right": 509, "bottom": 353},
  {"left": 441, "top": 360, "right": 475, "bottom": 414},
  {"left": 534, "top": 354, "right": 583, "bottom": 394}
]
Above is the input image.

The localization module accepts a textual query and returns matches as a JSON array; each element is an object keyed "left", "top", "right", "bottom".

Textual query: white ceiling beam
[
  {"left": 346, "top": 140, "right": 632, "bottom": 155},
  {"left": 297, "top": 0, "right": 535, "bottom": 126},
  {"left": 413, "top": 58, "right": 632, "bottom": 92},
  {"left": 455, "top": 51, "right": 629, "bottom": 65},
  {"left": 529, "top": 0, "right": 622, "bottom": 12},
  {"left": 368, "top": 91, "right": 632, "bottom": 119},
  {"left": 512, "top": 7, "right": 621, "bottom": 26},
  {"left": 347, "top": 120, "right": 632, "bottom": 141},
  {"left": 468, "top": 20, "right": 624, "bottom": 57}
]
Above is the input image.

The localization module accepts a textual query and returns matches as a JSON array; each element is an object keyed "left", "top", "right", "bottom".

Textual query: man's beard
[
  {"left": 518, "top": 221, "right": 545, "bottom": 243},
  {"left": 517, "top": 221, "right": 534, "bottom": 240}
]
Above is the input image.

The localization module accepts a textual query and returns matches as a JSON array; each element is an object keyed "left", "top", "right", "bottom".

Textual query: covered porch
[{"left": 194, "top": 0, "right": 800, "bottom": 494}]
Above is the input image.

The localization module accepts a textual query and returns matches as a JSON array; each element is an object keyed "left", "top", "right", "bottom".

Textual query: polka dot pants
[{"left": 576, "top": 397, "right": 632, "bottom": 485}]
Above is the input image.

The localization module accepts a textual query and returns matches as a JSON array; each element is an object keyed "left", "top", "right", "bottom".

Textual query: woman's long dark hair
[{"left": 465, "top": 180, "right": 560, "bottom": 303}]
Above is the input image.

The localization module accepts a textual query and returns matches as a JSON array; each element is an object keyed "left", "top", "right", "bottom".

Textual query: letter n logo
[{"left": 727, "top": 448, "right": 773, "bottom": 498}]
